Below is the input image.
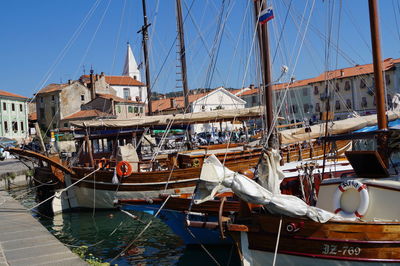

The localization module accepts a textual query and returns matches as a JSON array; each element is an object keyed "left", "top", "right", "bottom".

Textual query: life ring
[
  {"left": 192, "top": 158, "right": 201, "bottom": 168},
  {"left": 333, "top": 180, "right": 369, "bottom": 218},
  {"left": 116, "top": 161, "right": 133, "bottom": 177}
]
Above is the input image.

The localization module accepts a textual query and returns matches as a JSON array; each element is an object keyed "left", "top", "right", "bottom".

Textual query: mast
[
  {"left": 254, "top": 0, "right": 276, "bottom": 148},
  {"left": 140, "top": 0, "right": 152, "bottom": 115},
  {"left": 176, "top": 0, "right": 190, "bottom": 111},
  {"left": 176, "top": 0, "right": 192, "bottom": 146},
  {"left": 368, "top": 0, "right": 388, "bottom": 165}
]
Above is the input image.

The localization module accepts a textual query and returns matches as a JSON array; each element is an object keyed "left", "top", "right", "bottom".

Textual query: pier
[{"left": 0, "top": 190, "right": 86, "bottom": 265}]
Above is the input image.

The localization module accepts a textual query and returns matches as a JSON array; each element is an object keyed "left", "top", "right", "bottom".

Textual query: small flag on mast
[{"left": 259, "top": 7, "right": 274, "bottom": 24}]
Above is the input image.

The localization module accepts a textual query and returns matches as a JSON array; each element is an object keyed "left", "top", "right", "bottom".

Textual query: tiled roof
[
  {"left": 152, "top": 93, "right": 207, "bottom": 112},
  {"left": 0, "top": 90, "right": 28, "bottom": 99},
  {"left": 63, "top": 109, "right": 112, "bottom": 120},
  {"left": 37, "top": 83, "right": 69, "bottom": 94},
  {"left": 80, "top": 75, "right": 145, "bottom": 86},
  {"left": 96, "top": 93, "right": 143, "bottom": 104}
]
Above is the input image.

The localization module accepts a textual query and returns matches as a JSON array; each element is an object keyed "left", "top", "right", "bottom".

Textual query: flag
[{"left": 259, "top": 7, "right": 274, "bottom": 25}]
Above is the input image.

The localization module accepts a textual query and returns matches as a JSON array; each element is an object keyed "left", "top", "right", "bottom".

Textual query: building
[
  {"left": 36, "top": 80, "right": 93, "bottom": 131},
  {"left": 152, "top": 87, "right": 246, "bottom": 133},
  {"left": 0, "top": 90, "right": 29, "bottom": 142}
]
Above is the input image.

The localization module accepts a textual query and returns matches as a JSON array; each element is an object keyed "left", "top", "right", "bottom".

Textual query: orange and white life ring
[
  {"left": 333, "top": 180, "right": 369, "bottom": 218},
  {"left": 116, "top": 161, "right": 133, "bottom": 177}
]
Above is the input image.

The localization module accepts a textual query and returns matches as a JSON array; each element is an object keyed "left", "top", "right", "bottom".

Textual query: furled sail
[{"left": 194, "top": 153, "right": 352, "bottom": 223}]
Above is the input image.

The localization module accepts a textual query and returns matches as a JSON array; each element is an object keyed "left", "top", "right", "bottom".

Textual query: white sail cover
[{"left": 194, "top": 152, "right": 345, "bottom": 223}]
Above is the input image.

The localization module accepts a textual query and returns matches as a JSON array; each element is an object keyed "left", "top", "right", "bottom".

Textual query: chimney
[
  {"left": 249, "top": 84, "right": 255, "bottom": 90},
  {"left": 68, "top": 79, "right": 72, "bottom": 85},
  {"left": 170, "top": 98, "right": 176, "bottom": 108},
  {"left": 89, "top": 69, "right": 96, "bottom": 100},
  {"left": 340, "top": 70, "right": 344, "bottom": 77}
]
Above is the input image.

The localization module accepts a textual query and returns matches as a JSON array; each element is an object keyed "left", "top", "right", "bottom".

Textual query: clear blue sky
[{"left": 0, "top": 0, "right": 399, "bottom": 98}]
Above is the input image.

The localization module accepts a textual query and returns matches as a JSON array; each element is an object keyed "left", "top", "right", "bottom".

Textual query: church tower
[{"left": 122, "top": 42, "right": 141, "bottom": 81}]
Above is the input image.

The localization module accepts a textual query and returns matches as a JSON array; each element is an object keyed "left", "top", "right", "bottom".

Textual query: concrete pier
[{"left": 0, "top": 190, "right": 87, "bottom": 265}]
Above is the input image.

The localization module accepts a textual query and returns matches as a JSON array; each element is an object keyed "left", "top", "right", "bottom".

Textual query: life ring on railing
[
  {"left": 192, "top": 158, "right": 201, "bottom": 168},
  {"left": 116, "top": 161, "right": 133, "bottom": 177},
  {"left": 333, "top": 180, "right": 369, "bottom": 218}
]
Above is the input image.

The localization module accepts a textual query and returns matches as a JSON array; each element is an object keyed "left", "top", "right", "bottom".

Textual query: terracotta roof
[
  {"left": 96, "top": 93, "right": 143, "bottom": 104},
  {"left": 0, "top": 90, "right": 28, "bottom": 99},
  {"left": 37, "top": 83, "right": 69, "bottom": 94},
  {"left": 28, "top": 112, "right": 37, "bottom": 121},
  {"left": 237, "top": 88, "right": 259, "bottom": 97},
  {"left": 312, "top": 58, "right": 397, "bottom": 83},
  {"left": 80, "top": 75, "right": 145, "bottom": 86},
  {"left": 152, "top": 93, "right": 207, "bottom": 112},
  {"left": 63, "top": 109, "right": 112, "bottom": 120}
]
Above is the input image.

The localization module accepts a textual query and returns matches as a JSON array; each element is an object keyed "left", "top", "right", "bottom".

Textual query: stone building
[
  {"left": 36, "top": 80, "right": 92, "bottom": 131},
  {"left": 0, "top": 90, "right": 29, "bottom": 142}
]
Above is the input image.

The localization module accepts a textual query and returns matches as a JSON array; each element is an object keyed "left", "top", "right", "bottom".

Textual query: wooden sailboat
[{"left": 189, "top": 0, "right": 400, "bottom": 264}]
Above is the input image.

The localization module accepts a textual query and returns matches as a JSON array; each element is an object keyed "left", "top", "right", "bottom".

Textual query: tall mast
[
  {"left": 140, "top": 0, "right": 152, "bottom": 115},
  {"left": 368, "top": 0, "right": 388, "bottom": 165},
  {"left": 254, "top": 0, "right": 275, "bottom": 148},
  {"left": 176, "top": 0, "right": 192, "bottom": 147},
  {"left": 176, "top": 0, "right": 190, "bottom": 111}
]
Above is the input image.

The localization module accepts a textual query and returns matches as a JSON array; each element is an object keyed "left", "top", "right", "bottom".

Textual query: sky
[{"left": 1, "top": 0, "right": 400, "bottom": 98}]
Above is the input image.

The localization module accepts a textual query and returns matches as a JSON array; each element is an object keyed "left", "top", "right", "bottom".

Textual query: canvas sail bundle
[
  {"left": 71, "top": 106, "right": 263, "bottom": 128},
  {"left": 194, "top": 152, "right": 353, "bottom": 223}
]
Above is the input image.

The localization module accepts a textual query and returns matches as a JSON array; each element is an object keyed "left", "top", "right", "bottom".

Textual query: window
[
  {"left": 52, "top": 123, "right": 56, "bottom": 129},
  {"left": 40, "top": 97, "right": 43, "bottom": 103},
  {"left": 12, "top": 121, "right": 18, "bottom": 132},
  {"left": 20, "top": 121, "right": 24, "bottom": 132},
  {"left": 303, "top": 103, "right": 309, "bottom": 113},
  {"left": 40, "top": 108, "right": 45, "bottom": 118},
  {"left": 19, "top": 104, "right": 23, "bottom": 112},
  {"left": 51, "top": 107, "right": 56, "bottom": 116},
  {"left": 302, "top": 88, "right": 308, "bottom": 96},
  {"left": 252, "top": 95, "right": 257, "bottom": 104},
  {"left": 123, "top": 88, "right": 130, "bottom": 100},
  {"left": 117, "top": 106, "right": 121, "bottom": 113},
  {"left": 386, "top": 74, "right": 391, "bottom": 85},
  {"left": 335, "top": 100, "right": 341, "bottom": 110},
  {"left": 4, "top": 121, "right": 8, "bottom": 132},
  {"left": 335, "top": 83, "right": 340, "bottom": 92},
  {"left": 140, "top": 107, "right": 143, "bottom": 113},
  {"left": 128, "top": 106, "right": 133, "bottom": 113},
  {"left": 134, "top": 75, "right": 137, "bottom": 80},
  {"left": 361, "top": 97, "right": 368, "bottom": 107},
  {"left": 134, "top": 107, "right": 138, "bottom": 113},
  {"left": 346, "top": 99, "right": 352, "bottom": 109},
  {"left": 290, "top": 91, "right": 295, "bottom": 98},
  {"left": 292, "top": 104, "right": 298, "bottom": 114},
  {"left": 139, "top": 87, "right": 143, "bottom": 101},
  {"left": 360, "top": 79, "right": 366, "bottom": 89},
  {"left": 11, "top": 103, "right": 15, "bottom": 111},
  {"left": 51, "top": 95, "right": 55, "bottom": 101},
  {"left": 314, "top": 86, "right": 319, "bottom": 95},
  {"left": 2, "top": 102, "right": 6, "bottom": 111},
  {"left": 64, "top": 123, "right": 68, "bottom": 127},
  {"left": 344, "top": 81, "right": 351, "bottom": 91},
  {"left": 315, "top": 103, "right": 321, "bottom": 112},
  {"left": 81, "top": 95, "right": 85, "bottom": 101}
]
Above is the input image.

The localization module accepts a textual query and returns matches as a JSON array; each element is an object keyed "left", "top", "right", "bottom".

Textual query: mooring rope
[
  {"left": 28, "top": 167, "right": 101, "bottom": 211},
  {"left": 272, "top": 216, "right": 283, "bottom": 266}
]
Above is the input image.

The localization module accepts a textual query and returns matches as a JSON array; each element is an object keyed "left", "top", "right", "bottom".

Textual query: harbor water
[{"left": 10, "top": 186, "right": 240, "bottom": 265}]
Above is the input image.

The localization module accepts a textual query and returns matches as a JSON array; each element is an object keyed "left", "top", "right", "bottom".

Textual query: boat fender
[
  {"left": 116, "top": 161, "right": 133, "bottom": 177},
  {"left": 333, "top": 180, "right": 369, "bottom": 218},
  {"left": 192, "top": 158, "right": 201, "bottom": 167}
]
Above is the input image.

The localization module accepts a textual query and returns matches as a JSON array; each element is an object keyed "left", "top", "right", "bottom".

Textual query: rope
[
  {"left": 185, "top": 226, "right": 221, "bottom": 266},
  {"left": 109, "top": 195, "right": 171, "bottom": 263},
  {"left": 272, "top": 216, "right": 283, "bottom": 266},
  {"left": 28, "top": 167, "right": 101, "bottom": 211}
]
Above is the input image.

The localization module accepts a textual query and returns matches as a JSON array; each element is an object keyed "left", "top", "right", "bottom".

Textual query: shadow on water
[{"left": 10, "top": 186, "right": 241, "bottom": 265}]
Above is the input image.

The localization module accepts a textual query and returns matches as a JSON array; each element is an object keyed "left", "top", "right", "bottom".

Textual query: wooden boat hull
[
  {"left": 55, "top": 156, "right": 259, "bottom": 210},
  {"left": 229, "top": 214, "right": 400, "bottom": 265}
]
